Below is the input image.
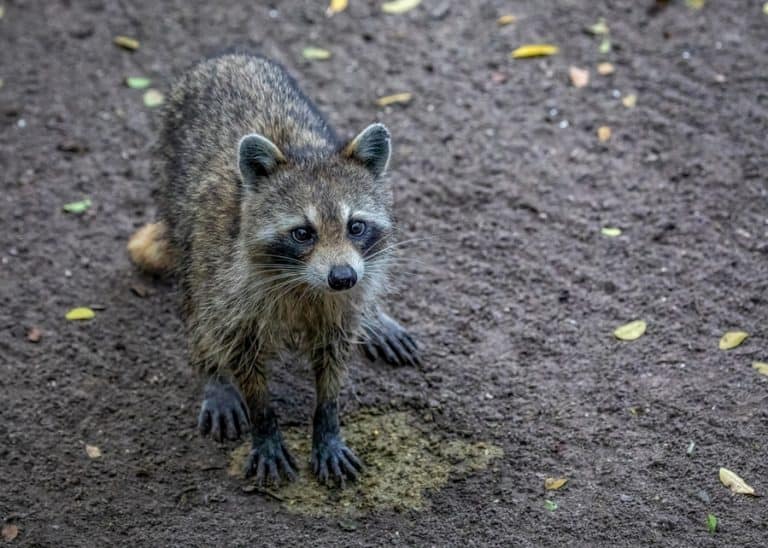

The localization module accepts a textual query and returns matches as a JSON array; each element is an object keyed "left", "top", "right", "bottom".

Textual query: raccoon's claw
[
  {"left": 363, "top": 312, "right": 420, "bottom": 367},
  {"left": 244, "top": 434, "right": 297, "bottom": 487},
  {"left": 311, "top": 436, "right": 363, "bottom": 487},
  {"left": 198, "top": 380, "right": 251, "bottom": 442}
]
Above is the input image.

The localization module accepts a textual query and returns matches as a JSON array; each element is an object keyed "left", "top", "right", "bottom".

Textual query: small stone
[{"left": 26, "top": 326, "right": 42, "bottom": 343}]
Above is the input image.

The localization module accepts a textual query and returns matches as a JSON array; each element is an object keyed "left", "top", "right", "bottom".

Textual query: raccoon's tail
[{"left": 127, "top": 221, "right": 176, "bottom": 275}]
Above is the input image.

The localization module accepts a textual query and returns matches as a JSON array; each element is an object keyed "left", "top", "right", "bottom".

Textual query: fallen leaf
[
  {"left": 497, "top": 14, "right": 517, "bottom": 26},
  {"left": 545, "top": 477, "right": 568, "bottom": 490},
  {"left": 63, "top": 198, "right": 92, "bottom": 214},
  {"left": 764, "top": 2, "right": 768, "bottom": 15},
  {"left": 719, "top": 331, "right": 748, "bottom": 350},
  {"left": 569, "top": 66, "right": 590, "bottom": 88},
  {"left": 752, "top": 362, "right": 768, "bottom": 376},
  {"left": 126, "top": 76, "right": 151, "bottom": 89},
  {"left": 65, "top": 307, "right": 95, "bottom": 321},
  {"left": 375, "top": 92, "right": 412, "bottom": 107},
  {"left": 0, "top": 6, "right": 4, "bottom": 19},
  {"left": 85, "top": 444, "right": 102, "bottom": 459},
  {"left": 686, "top": 0, "right": 705, "bottom": 9},
  {"left": 587, "top": 18, "right": 609, "bottom": 35},
  {"left": 599, "top": 38, "right": 612, "bottom": 54},
  {"left": 544, "top": 499, "right": 558, "bottom": 511},
  {"left": 26, "top": 326, "right": 42, "bottom": 343},
  {"left": 510, "top": 44, "right": 559, "bottom": 59},
  {"left": 597, "top": 126, "right": 612, "bottom": 142},
  {"left": 113, "top": 35, "right": 139, "bottom": 51},
  {"left": 326, "top": 0, "right": 348, "bottom": 15},
  {"left": 707, "top": 513, "right": 717, "bottom": 534},
  {"left": 302, "top": 47, "right": 332, "bottom": 60},
  {"left": 687, "top": 441, "right": 696, "bottom": 456},
  {"left": 719, "top": 467, "right": 756, "bottom": 496},
  {"left": 597, "top": 62, "right": 615, "bottom": 75},
  {"left": 143, "top": 89, "right": 164, "bottom": 108},
  {"left": 130, "top": 283, "right": 150, "bottom": 298},
  {"left": 601, "top": 227, "right": 622, "bottom": 237},
  {"left": 614, "top": 320, "right": 646, "bottom": 341},
  {"left": 622, "top": 94, "right": 637, "bottom": 108},
  {"left": 1, "top": 524, "right": 18, "bottom": 542},
  {"left": 381, "top": 0, "right": 421, "bottom": 14}
]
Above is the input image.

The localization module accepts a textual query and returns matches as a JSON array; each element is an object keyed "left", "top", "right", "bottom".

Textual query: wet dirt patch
[{"left": 228, "top": 410, "right": 503, "bottom": 516}]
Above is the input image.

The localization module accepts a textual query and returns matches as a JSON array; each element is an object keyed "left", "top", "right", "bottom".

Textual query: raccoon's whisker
[
  {"left": 255, "top": 253, "right": 308, "bottom": 266},
  {"left": 364, "top": 237, "right": 432, "bottom": 262}
]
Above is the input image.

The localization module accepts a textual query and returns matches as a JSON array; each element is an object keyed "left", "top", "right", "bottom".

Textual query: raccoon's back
[{"left": 155, "top": 53, "right": 339, "bottom": 249}]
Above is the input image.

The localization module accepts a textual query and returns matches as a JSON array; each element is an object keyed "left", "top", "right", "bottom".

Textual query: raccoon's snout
[{"left": 328, "top": 264, "right": 357, "bottom": 291}]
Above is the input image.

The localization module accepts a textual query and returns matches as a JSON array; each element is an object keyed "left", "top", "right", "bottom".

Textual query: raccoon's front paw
[
  {"left": 244, "top": 433, "right": 298, "bottom": 486},
  {"left": 311, "top": 436, "right": 363, "bottom": 486},
  {"left": 362, "top": 312, "right": 420, "bottom": 367},
  {"left": 198, "top": 380, "right": 251, "bottom": 442}
]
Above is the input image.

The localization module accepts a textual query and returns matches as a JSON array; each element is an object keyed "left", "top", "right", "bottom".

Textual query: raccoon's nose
[{"left": 328, "top": 265, "right": 357, "bottom": 291}]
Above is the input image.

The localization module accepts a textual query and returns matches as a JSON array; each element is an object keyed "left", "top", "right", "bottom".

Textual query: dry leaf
[
  {"left": 65, "top": 307, "right": 95, "bottom": 321},
  {"left": 326, "top": 0, "right": 348, "bottom": 15},
  {"left": 375, "top": 92, "right": 412, "bottom": 106},
  {"left": 86, "top": 444, "right": 102, "bottom": 459},
  {"left": 143, "top": 89, "right": 164, "bottom": 108},
  {"left": 719, "top": 467, "right": 756, "bottom": 496},
  {"left": 622, "top": 94, "right": 637, "bottom": 108},
  {"left": 764, "top": 2, "right": 768, "bottom": 15},
  {"left": 569, "top": 66, "right": 590, "bottom": 88},
  {"left": 26, "top": 326, "right": 42, "bottom": 343},
  {"left": 752, "top": 362, "right": 768, "bottom": 376},
  {"left": 381, "top": 0, "right": 421, "bottom": 14},
  {"left": 302, "top": 47, "right": 332, "bottom": 60},
  {"left": 1, "top": 524, "right": 19, "bottom": 542},
  {"left": 497, "top": 14, "right": 517, "bottom": 26},
  {"left": 545, "top": 477, "right": 568, "bottom": 490},
  {"left": 597, "top": 62, "right": 615, "bottom": 75},
  {"left": 686, "top": 0, "right": 705, "bottom": 9},
  {"left": 601, "top": 227, "right": 622, "bottom": 237},
  {"left": 587, "top": 18, "right": 609, "bottom": 35},
  {"left": 113, "top": 35, "right": 139, "bottom": 51},
  {"left": 597, "top": 126, "right": 612, "bottom": 142},
  {"left": 719, "top": 331, "right": 748, "bottom": 350},
  {"left": 510, "top": 44, "right": 559, "bottom": 59},
  {"left": 614, "top": 320, "right": 646, "bottom": 341}
]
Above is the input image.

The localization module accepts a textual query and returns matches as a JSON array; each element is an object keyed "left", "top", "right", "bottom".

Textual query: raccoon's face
[{"left": 239, "top": 124, "right": 394, "bottom": 297}]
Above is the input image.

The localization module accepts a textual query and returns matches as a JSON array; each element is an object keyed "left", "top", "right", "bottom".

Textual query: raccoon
[{"left": 127, "top": 53, "right": 419, "bottom": 486}]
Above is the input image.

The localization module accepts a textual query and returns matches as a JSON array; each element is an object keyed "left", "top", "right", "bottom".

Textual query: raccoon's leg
[
  {"left": 361, "top": 309, "right": 420, "bottom": 367},
  {"left": 237, "top": 364, "right": 297, "bottom": 486},
  {"left": 311, "top": 340, "right": 363, "bottom": 486},
  {"left": 197, "top": 374, "right": 251, "bottom": 442}
]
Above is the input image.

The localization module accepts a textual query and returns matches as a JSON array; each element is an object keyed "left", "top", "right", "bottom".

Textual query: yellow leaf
[
  {"left": 753, "top": 362, "right": 768, "bottom": 376},
  {"left": 614, "top": 320, "right": 646, "bottom": 341},
  {"left": 326, "top": 0, "right": 348, "bottom": 15},
  {"left": 597, "top": 62, "right": 615, "bottom": 75},
  {"left": 85, "top": 444, "right": 102, "bottom": 459},
  {"left": 510, "top": 44, "right": 559, "bottom": 59},
  {"left": 302, "top": 47, "right": 332, "bottom": 60},
  {"left": 719, "top": 331, "right": 748, "bottom": 350},
  {"left": 601, "top": 227, "right": 622, "bottom": 237},
  {"left": 719, "top": 467, "right": 756, "bottom": 496},
  {"left": 66, "top": 307, "right": 95, "bottom": 321},
  {"left": 381, "top": 0, "right": 421, "bottom": 14},
  {"left": 597, "top": 126, "right": 612, "bottom": 142},
  {"left": 622, "top": 94, "right": 637, "bottom": 108},
  {"left": 375, "top": 92, "right": 412, "bottom": 106},
  {"left": 497, "top": 14, "right": 517, "bottom": 26},
  {"left": 569, "top": 66, "right": 590, "bottom": 88},
  {"left": 143, "top": 89, "right": 164, "bottom": 108},
  {"left": 113, "top": 35, "right": 139, "bottom": 51},
  {"left": 545, "top": 477, "right": 568, "bottom": 490}
]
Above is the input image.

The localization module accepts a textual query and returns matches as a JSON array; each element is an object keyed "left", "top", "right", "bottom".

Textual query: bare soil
[{"left": 1, "top": 1, "right": 767, "bottom": 546}]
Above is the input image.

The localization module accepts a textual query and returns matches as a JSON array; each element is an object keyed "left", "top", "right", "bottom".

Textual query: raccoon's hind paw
[
  {"left": 362, "top": 312, "right": 420, "bottom": 367},
  {"left": 244, "top": 434, "right": 298, "bottom": 487},
  {"left": 198, "top": 380, "right": 251, "bottom": 442}
]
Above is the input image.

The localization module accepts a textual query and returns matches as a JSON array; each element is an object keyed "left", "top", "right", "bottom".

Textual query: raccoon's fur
[{"left": 128, "top": 53, "right": 419, "bottom": 486}]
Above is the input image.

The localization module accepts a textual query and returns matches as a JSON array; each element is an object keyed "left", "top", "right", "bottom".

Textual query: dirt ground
[{"left": 1, "top": 0, "right": 767, "bottom": 546}]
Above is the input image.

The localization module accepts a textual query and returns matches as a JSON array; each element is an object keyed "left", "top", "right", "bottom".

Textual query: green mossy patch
[{"left": 229, "top": 410, "right": 502, "bottom": 516}]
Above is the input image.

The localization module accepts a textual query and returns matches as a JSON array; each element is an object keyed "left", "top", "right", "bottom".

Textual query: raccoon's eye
[
  {"left": 348, "top": 220, "right": 367, "bottom": 237},
  {"left": 291, "top": 227, "right": 314, "bottom": 243}
]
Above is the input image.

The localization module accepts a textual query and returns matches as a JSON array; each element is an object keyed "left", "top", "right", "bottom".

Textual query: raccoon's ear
[
  {"left": 343, "top": 123, "right": 391, "bottom": 179},
  {"left": 238, "top": 133, "right": 286, "bottom": 187}
]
